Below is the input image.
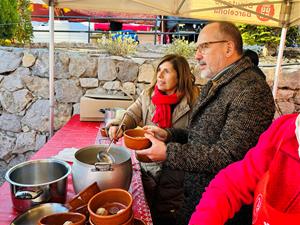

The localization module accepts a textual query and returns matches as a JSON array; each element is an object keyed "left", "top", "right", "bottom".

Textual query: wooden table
[{"left": 0, "top": 115, "right": 152, "bottom": 225}]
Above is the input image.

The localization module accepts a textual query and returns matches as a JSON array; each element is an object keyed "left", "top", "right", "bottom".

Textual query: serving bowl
[
  {"left": 88, "top": 188, "right": 133, "bottom": 225},
  {"left": 123, "top": 129, "right": 152, "bottom": 162},
  {"left": 123, "top": 129, "right": 151, "bottom": 150},
  {"left": 67, "top": 182, "right": 100, "bottom": 217},
  {"left": 10, "top": 203, "right": 68, "bottom": 225},
  {"left": 38, "top": 212, "right": 86, "bottom": 225}
]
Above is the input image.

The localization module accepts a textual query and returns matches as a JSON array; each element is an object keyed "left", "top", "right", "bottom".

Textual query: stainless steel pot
[
  {"left": 72, "top": 145, "right": 132, "bottom": 193},
  {"left": 5, "top": 159, "right": 71, "bottom": 212}
]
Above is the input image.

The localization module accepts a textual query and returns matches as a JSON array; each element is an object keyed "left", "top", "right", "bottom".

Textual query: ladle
[{"left": 97, "top": 112, "right": 127, "bottom": 163}]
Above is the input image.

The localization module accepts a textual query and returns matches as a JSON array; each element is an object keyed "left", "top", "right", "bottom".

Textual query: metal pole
[
  {"left": 49, "top": 0, "right": 55, "bottom": 137},
  {"left": 161, "top": 16, "right": 164, "bottom": 44},
  {"left": 154, "top": 16, "right": 158, "bottom": 45},
  {"left": 272, "top": 27, "right": 287, "bottom": 99},
  {"left": 88, "top": 17, "right": 91, "bottom": 43}
]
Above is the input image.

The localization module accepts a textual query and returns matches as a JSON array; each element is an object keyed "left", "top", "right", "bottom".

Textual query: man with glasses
[{"left": 138, "top": 21, "right": 275, "bottom": 225}]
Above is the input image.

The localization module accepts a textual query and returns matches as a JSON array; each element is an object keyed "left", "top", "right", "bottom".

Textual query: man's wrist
[{"left": 165, "top": 128, "right": 172, "bottom": 142}]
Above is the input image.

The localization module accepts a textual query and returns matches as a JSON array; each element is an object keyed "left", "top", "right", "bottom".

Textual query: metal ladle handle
[
  {"left": 105, "top": 112, "right": 127, "bottom": 153},
  {"left": 96, "top": 112, "right": 128, "bottom": 163}
]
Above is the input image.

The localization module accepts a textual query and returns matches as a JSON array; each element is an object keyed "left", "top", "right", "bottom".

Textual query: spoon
[{"left": 97, "top": 112, "right": 127, "bottom": 163}]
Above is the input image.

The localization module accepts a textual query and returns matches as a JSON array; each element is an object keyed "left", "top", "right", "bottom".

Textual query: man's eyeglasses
[{"left": 196, "top": 40, "right": 228, "bottom": 54}]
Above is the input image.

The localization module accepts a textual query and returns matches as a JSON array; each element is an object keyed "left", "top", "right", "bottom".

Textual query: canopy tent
[
  {"left": 36, "top": 0, "right": 300, "bottom": 136},
  {"left": 31, "top": 3, "right": 156, "bottom": 24}
]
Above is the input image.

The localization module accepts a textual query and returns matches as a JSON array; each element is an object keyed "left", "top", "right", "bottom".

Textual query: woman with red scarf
[{"left": 108, "top": 54, "right": 199, "bottom": 224}]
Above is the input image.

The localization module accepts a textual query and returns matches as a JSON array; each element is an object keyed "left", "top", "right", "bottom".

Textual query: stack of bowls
[{"left": 88, "top": 188, "right": 133, "bottom": 225}]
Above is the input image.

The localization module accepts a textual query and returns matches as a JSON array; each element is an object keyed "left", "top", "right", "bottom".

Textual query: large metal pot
[
  {"left": 5, "top": 159, "right": 71, "bottom": 212},
  {"left": 72, "top": 145, "right": 132, "bottom": 193}
]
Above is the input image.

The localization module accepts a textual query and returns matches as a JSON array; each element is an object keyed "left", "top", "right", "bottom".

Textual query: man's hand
[
  {"left": 137, "top": 133, "right": 167, "bottom": 161},
  {"left": 143, "top": 125, "right": 169, "bottom": 142}
]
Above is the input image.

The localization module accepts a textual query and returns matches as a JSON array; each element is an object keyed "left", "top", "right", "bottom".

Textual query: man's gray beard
[{"left": 200, "top": 69, "right": 213, "bottom": 79}]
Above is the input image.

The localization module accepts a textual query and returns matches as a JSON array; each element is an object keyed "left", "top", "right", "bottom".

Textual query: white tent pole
[
  {"left": 49, "top": 0, "right": 55, "bottom": 137},
  {"left": 272, "top": 27, "right": 287, "bottom": 99},
  {"left": 161, "top": 15, "right": 164, "bottom": 44}
]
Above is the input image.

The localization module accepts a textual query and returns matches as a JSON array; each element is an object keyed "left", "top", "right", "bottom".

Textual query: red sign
[{"left": 256, "top": 3, "right": 275, "bottom": 21}]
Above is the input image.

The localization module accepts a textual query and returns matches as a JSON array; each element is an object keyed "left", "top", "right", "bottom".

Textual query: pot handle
[
  {"left": 15, "top": 189, "right": 43, "bottom": 200},
  {"left": 92, "top": 162, "right": 113, "bottom": 172}
]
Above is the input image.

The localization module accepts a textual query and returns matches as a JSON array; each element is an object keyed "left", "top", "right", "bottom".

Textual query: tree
[
  {"left": 0, "top": 0, "right": 19, "bottom": 40},
  {"left": 238, "top": 24, "right": 300, "bottom": 56},
  {"left": 15, "top": 0, "right": 33, "bottom": 44}
]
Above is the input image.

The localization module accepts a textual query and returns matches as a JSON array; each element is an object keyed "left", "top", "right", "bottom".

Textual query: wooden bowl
[
  {"left": 88, "top": 188, "right": 133, "bottom": 225},
  {"left": 123, "top": 129, "right": 151, "bottom": 150},
  {"left": 38, "top": 212, "right": 86, "bottom": 225}
]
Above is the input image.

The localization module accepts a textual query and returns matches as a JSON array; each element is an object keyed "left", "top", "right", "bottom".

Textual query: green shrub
[
  {"left": 239, "top": 24, "right": 280, "bottom": 48},
  {"left": 238, "top": 24, "right": 299, "bottom": 47},
  {"left": 14, "top": 0, "right": 33, "bottom": 44},
  {"left": 0, "top": 0, "right": 19, "bottom": 40},
  {"left": 165, "top": 37, "right": 196, "bottom": 58},
  {"left": 0, "top": 0, "right": 32, "bottom": 45},
  {"left": 97, "top": 32, "right": 138, "bottom": 56}
]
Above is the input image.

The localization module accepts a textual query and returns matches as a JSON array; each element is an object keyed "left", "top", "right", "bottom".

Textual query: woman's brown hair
[{"left": 147, "top": 54, "right": 199, "bottom": 106}]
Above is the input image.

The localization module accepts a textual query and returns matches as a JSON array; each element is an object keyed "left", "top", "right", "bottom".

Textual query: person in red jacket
[{"left": 189, "top": 113, "right": 300, "bottom": 225}]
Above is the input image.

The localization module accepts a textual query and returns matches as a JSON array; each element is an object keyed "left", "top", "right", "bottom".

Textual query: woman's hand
[
  {"left": 143, "top": 125, "right": 169, "bottom": 142},
  {"left": 137, "top": 133, "right": 167, "bottom": 161},
  {"left": 108, "top": 125, "right": 124, "bottom": 142}
]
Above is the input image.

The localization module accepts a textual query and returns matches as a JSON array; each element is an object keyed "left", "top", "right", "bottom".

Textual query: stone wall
[{"left": 0, "top": 45, "right": 299, "bottom": 184}]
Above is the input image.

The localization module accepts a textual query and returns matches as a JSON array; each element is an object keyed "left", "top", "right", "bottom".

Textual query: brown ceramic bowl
[
  {"left": 38, "top": 212, "right": 86, "bottom": 225},
  {"left": 69, "top": 204, "right": 89, "bottom": 219},
  {"left": 90, "top": 216, "right": 143, "bottom": 225},
  {"left": 123, "top": 129, "right": 151, "bottom": 150},
  {"left": 67, "top": 182, "right": 100, "bottom": 209},
  {"left": 88, "top": 188, "right": 133, "bottom": 225},
  {"left": 135, "top": 152, "right": 152, "bottom": 163},
  {"left": 121, "top": 212, "right": 134, "bottom": 225},
  {"left": 123, "top": 129, "right": 152, "bottom": 163},
  {"left": 67, "top": 182, "right": 100, "bottom": 217},
  {"left": 134, "top": 218, "right": 146, "bottom": 225},
  {"left": 100, "top": 127, "right": 108, "bottom": 137}
]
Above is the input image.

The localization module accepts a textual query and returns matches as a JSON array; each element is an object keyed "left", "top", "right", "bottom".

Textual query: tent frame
[{"left": 46, "top": 0, "right": 299, "bottom": 136}]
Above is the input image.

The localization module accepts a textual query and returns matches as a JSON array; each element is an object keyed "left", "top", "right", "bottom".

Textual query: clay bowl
[
  {"left": 38, "top": 212, "right": 86, "bottom": 225},
  {"left": 123, "top": 129, "right": 152, "bottom": 163},
  {"left": 67, "top": 182, "right": 100, "bottom": 209},
  {"left": 67, "top": 182, "right": 100, "bottom": 217},
  {"left": 88, "top": 188, "right": 133, "bottom": 225},
  {"left": 123, "top": 129, "right": 151, "bottom": 150},
  {"left": 90, "top": 216, "right": 143, "bottom": 225},
  {"left": 134, "top": 218, "right": 146, "bottom": 225},
  {"left": 100, "top": 127, "right": 108, "bottom": 137},
  {"left": 121, "top": 213, "right": 134, "bottom": 225}
]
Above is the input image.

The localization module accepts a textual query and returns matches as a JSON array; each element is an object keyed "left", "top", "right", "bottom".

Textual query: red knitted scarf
[{"left": 151, "top": 85, "right": 179, "bottom": 128}]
